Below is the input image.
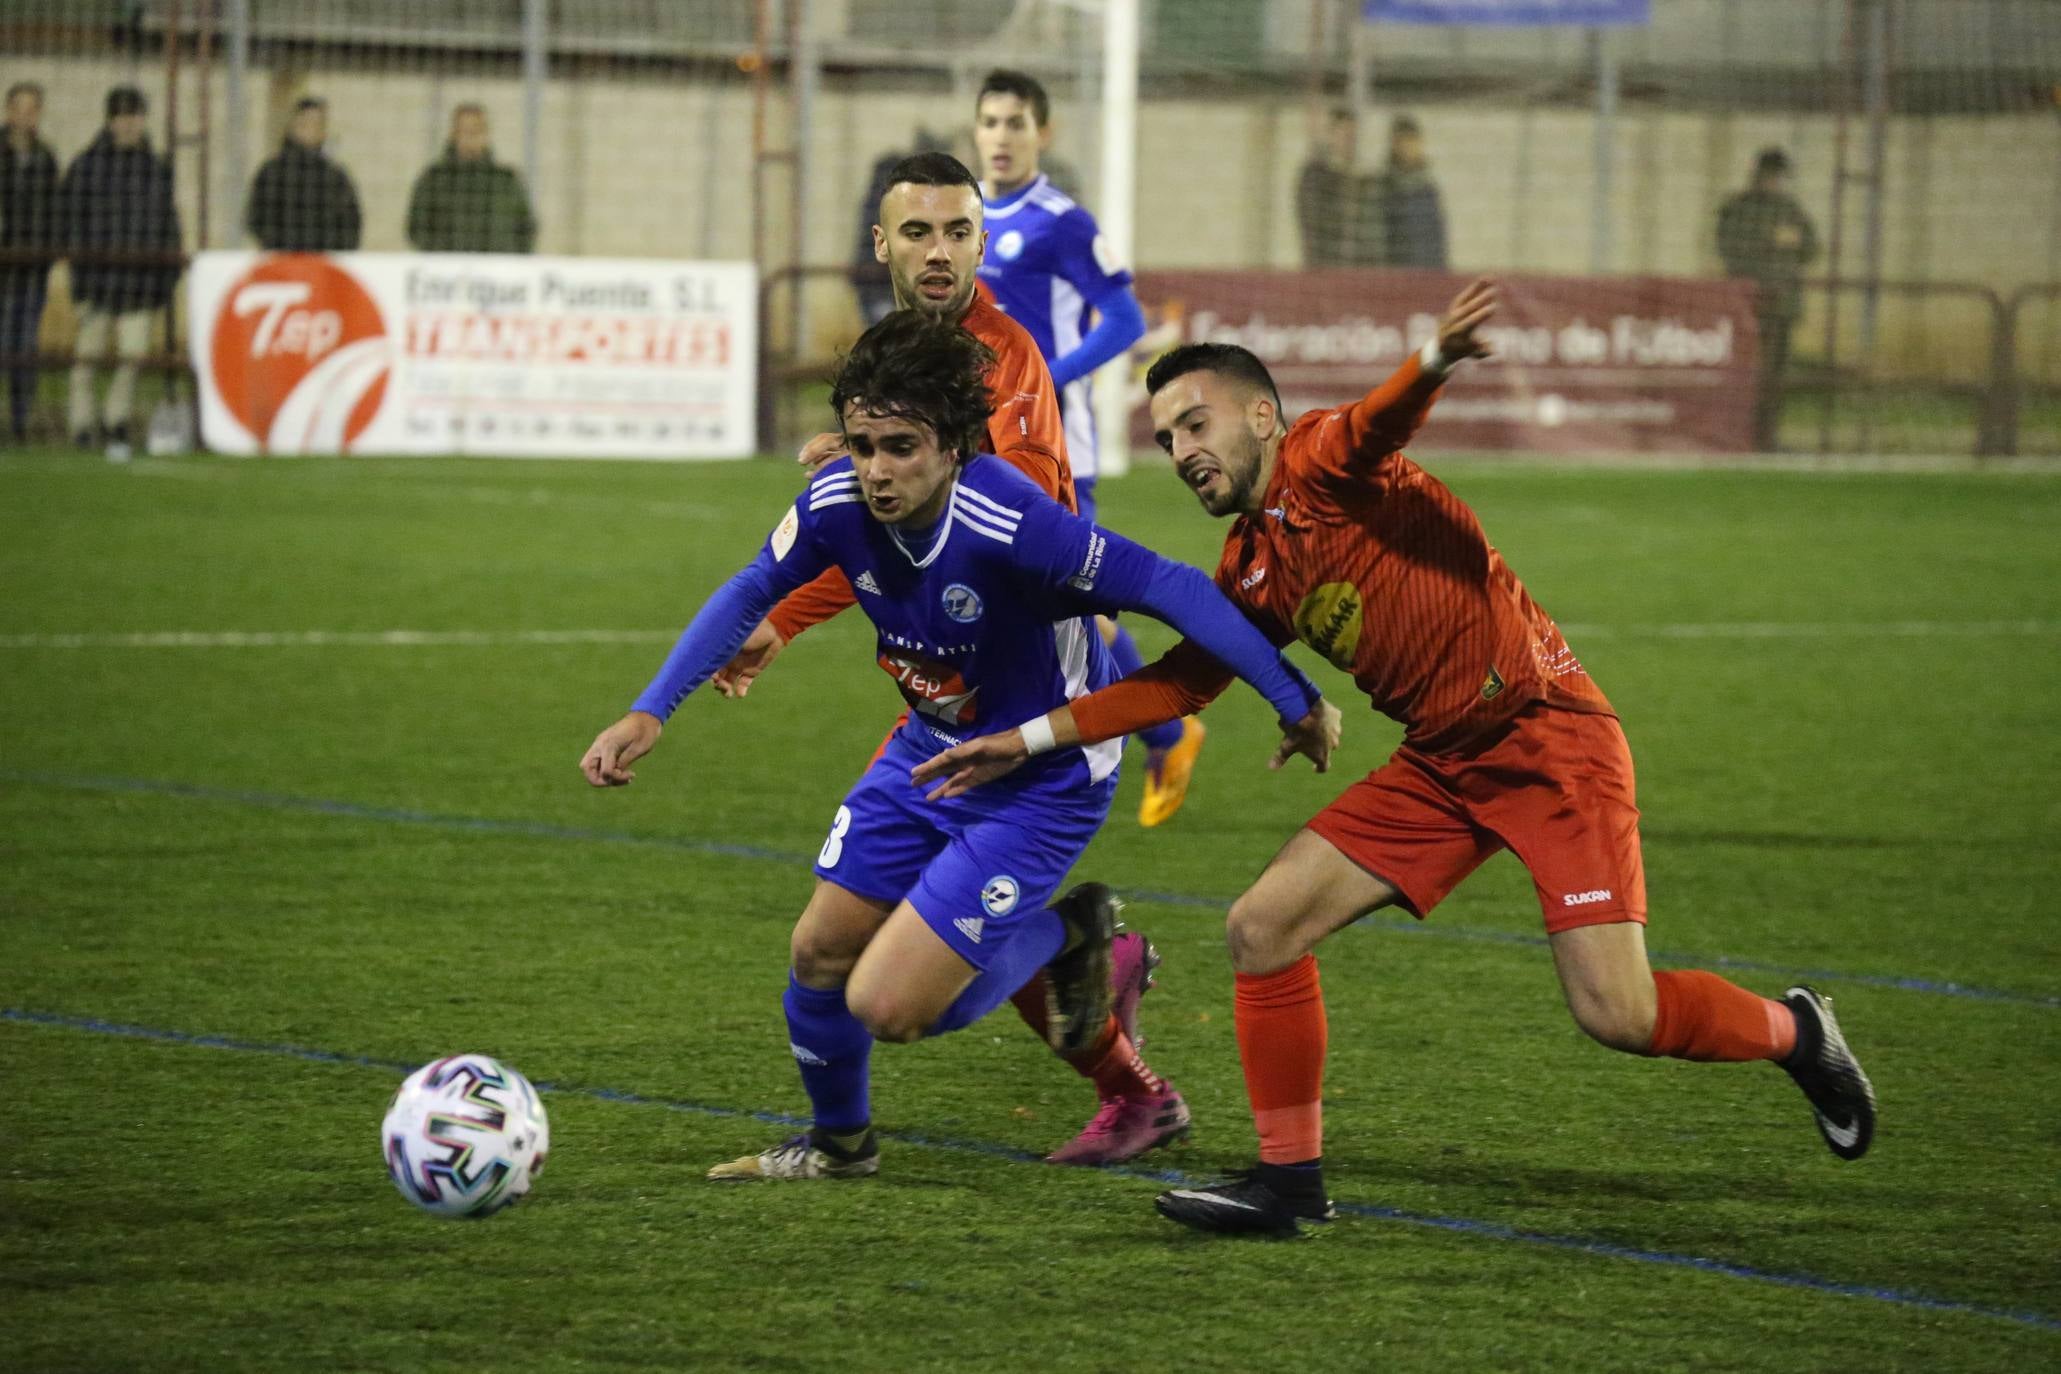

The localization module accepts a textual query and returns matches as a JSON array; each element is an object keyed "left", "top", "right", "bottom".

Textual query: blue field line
[
  {"left": 4, "top": 767, "right": 2057, "bottom": 1012},
  {"left": 6, "top": 1005, "right": 2057, "bottom": 1337}
]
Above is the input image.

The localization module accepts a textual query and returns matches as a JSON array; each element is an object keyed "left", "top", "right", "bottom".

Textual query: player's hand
[
  {"left": 711, "top": 619, "right": 786, "bottom": 699},
  {"left": 797, "top": 431, "right": 846, "bottom": 472},
  {"left": 581, "top": 711, "right": 662, "bottom": 788},
  {"left": 1269, "top": 699, "right": 1343, "bottom": 774},
  {"left": 1437, "top": 277, "right": 1498, "bottom": 364},
  {"left": 910, "top": 730, "right": 1031, "bottom": 801}
]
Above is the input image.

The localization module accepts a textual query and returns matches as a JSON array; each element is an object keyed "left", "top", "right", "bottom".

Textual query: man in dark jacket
[
  {"left": 1295, "top": 108, "right": 1381, "bottom": 268},
  {"left": 246, "top": 96, "right": 362, "bottom": 253},
  {"left": 1718, "top": 147, "right": 1819, "bottom": 451},
  {"left": 1371, "top": 114, "right": 1448, "bottom": 270},
  {"left": 405, "top": 104, "right": 536, "bottom": 254},
  {"left": 61, "top": 85, "right": 182, "bottom": 458},
  {"left": 1, "top": 81, "right": 59, "bottom": 442}
]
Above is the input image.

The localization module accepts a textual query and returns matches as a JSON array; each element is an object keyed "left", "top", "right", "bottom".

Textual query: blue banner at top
[{"left": 1364, "top": 0, "right": 1650, "bottom": 24}]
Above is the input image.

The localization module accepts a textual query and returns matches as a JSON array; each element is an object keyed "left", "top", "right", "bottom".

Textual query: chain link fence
[{"left": 2, "top": 0, "right": 2057, "bottom": 456}]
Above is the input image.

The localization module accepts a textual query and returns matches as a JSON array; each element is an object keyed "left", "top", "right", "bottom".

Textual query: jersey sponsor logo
[
  {"left": 953, "top": 915, "right": 986, "bottom": 945},
  {"left": 880, "top": 651, "right": 980, "bottom": 724},
  {"left": 942, "top": 582, "right": 984, "bottom": 623},
  {"left": 854, "top": 570, "right": 882, "bottom": 595},
  {"left": 770, "top": 504, "right": 800, "bottom": 561},
  {"left": 1562, "top": 889, "right": 1614, "bottom": 907},
  {"left": 789, "top": 1040, "right": 828, "bottom": 1066},
  {"left": 1068, "top": 532, "right": 1108, "bottom": 591},
  {"left": 1480, "top": 665, "right": 1506, "bottom": 700},
  {"left": 1293, "top": 582, "right": 1364, "bottom": 671},
  {"left": 1240, "top": 563, "right": 1268, "bottom": 590},
  {"left": 980, "top": 875, "right": 1021, "bottom": 917},
  {"left": 995, "top": 230, "right": 1025, "bottom": 261}
]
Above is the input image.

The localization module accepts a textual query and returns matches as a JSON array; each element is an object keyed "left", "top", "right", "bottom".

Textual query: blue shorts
[{"left": 812, "top": 733, "right": 1113, "bottom": 971}]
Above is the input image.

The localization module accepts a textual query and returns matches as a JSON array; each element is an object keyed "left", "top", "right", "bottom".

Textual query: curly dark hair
[{"left": 831, "top": 310, "right": 996, "bottom": 461}]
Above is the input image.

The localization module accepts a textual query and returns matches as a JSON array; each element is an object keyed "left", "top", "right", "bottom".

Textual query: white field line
[
  {"left": 0, "top": 629, "right": 679, "bottom": 649},
  {"left": 3, "top": 621, "right": 2060, "bottom": 651}
]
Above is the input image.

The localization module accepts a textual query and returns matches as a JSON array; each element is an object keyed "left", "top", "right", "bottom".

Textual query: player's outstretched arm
[
  {"left": 581, "top": 711, "right": 661, "bottom": 787},
  {"left": 1334, "top": 276, "right": 1498, "bottom": 469},
  {"left": 913, "top": 691, "right": 1340, "bottom": 801}
]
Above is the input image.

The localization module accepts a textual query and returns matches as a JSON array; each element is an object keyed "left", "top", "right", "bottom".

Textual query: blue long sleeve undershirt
[{"left": 1048, "top": 289, "right": 1146, "bottom": 390}]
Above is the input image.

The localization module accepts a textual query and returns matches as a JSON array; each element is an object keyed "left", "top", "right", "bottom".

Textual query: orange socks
[
  {"left": 1647, "top": 969, "right": 1797, "bottom": 1062},
  {"left": 1011, "top": 980, "right": 1163, "bottom": 1100},
  {"left": 1235, "top": 954, "right": 1328, "bottom": 1165}
]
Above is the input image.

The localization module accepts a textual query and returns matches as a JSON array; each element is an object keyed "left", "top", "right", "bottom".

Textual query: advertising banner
[
  {"left": 1363, "top": 0, "right": 1650, "bottom": 24},
  {"left": 1129, "top": 270, "right": 1760, "bottom": 455},
  {"left": 187, "top": 251, "right": 756, "bottom": 459}
]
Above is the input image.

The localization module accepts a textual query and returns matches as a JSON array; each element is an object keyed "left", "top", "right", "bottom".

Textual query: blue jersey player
[
  {"left": 580, "top": 312, "right": 1340, "bottom": 1183},
  {"left": 973, "top": 68, "right": 1205, "bottom": 827}
]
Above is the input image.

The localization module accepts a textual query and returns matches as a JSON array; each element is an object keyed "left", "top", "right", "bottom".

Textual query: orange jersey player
[
  {"left": 713, "top": 152, "right": 1193, "bottom": 1169},
  {"left": 917, "top": 278, "right": 1877, "bottom": 1235}
]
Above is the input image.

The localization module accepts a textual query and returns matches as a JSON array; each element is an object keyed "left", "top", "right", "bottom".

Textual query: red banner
[{"left": 1130, "top": 271, "right": 1760, "bottom": 455}]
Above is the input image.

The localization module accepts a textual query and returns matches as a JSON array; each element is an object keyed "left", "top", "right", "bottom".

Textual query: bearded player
[
  {"left": 714, "top": 152, "right": 1194, "bottom": 1166},
  {"left": 915, "top": 277, "right": 1877, "bottom": 1235}
]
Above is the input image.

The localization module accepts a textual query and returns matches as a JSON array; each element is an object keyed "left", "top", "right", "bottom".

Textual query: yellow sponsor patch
[
  {"left": 1480, "top": 665, "right": 1505, "bottom": 700},
  {"left": 1293, "top": 582, "right": 1364, "bottom": 671}
]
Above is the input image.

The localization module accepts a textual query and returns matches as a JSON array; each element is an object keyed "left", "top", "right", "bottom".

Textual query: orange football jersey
[{"left": 1072, "top": 355, "right": 1611, "bottom": 754}]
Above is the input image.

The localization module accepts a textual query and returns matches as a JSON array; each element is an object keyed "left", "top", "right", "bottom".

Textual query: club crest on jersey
[
  {"left": 980, "top": 875, "right": 1020, "bottom": 917},
  {"left": 995, "top": 230, "right": 1024, "bottom": 261},
  {"left": 1293, "top": 581, "right": 1364, "bottom": 671},
  {"left": 942, "top": 583, "right": 984, "bottom": 623},
  {"left": 1480, "top": 665, "right": 1506, "bottom": 700}
]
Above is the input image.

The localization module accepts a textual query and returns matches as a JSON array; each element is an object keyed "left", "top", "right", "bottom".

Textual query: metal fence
[{"left": 3, "top": 0, "right": 2058, "bottom": 456}]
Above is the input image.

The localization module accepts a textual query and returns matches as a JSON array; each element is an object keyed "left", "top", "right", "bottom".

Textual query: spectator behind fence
[
  {"left": 1718, "top": 147, "right": 1819, "bottom": 452},
  {"left": 247, "top": 96, "right": 362, "bottom": 253},
  {"left": 2, "top": 80, "right": 58, "bottom": 443},
  {"left": 1296, "top": 108, "right": 1380, "bottom": 268},
  {"left": 406, "top": 104, "right": 536, "bottom": 254},
  {"left": 1373, "top": 114, "right": 1448, "bottom": 270},
  {"left": 61, "top": 85, "right": 181, "bottom": 461}
]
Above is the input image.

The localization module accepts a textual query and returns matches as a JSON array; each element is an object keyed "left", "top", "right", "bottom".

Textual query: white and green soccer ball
[{"left": 382, "top": 1054, "right": 550, "bottom": 1218}]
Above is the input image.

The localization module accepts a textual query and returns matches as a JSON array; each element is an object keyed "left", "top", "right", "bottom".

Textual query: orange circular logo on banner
[{"left": 209, "top": 255, "right": 392, "bottom": 453}]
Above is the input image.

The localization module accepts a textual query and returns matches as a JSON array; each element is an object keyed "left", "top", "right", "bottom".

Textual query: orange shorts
[{"left": 1305, "top": 702, "right": 1647, "bottom": 935}]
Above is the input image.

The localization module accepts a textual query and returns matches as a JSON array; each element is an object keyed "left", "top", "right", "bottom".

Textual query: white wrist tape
[
  {"left": 1018, "top": 715, "right": 1057, "bottom": 757},
  {"left": 1419, "top": 336, "right": 1453, "bottom": 377}
]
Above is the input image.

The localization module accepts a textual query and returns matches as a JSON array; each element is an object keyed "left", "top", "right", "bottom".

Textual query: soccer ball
[{"left": 381, "top": 1054, "right": 550, "bottom": 1218}]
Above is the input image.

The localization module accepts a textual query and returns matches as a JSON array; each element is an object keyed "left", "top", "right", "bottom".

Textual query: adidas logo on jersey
[
  {"left": 854, "top": 570, "right": 882, "bottom": 595},
  {"left": 953, "top": 915, "right": 985, "bottom": 945}
]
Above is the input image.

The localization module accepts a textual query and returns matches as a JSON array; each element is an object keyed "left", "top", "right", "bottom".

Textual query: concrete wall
[{"left": 13, "top": 53, "right": 2059, "bottom": 380}]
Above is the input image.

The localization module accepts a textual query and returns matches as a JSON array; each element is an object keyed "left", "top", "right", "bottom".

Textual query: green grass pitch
[{"left": 2, "top": 448, "right": 2058, "bottom": 1372}]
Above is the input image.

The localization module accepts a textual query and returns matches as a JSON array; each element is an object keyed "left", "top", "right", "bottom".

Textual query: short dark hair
[
  {"left": 293, "top": 96, "right": 327, "bottom": 115},
  {"left": 1145, "top": 343, "right": 1283, "bottom": 415},
  {"left": 105, "top": 85, "right": 146, "bottom": 118},
  {"left": 1326, "top": 105, "right": 1354, "bottom": 126},
  {"left": 1392, "top": 113, "right": 1422, "bottom": 136},
  {"left": 1755, "top": 146, "right": 1792, "bottom": 178},
  {"left": 452, "top": 102, "right": 486, "bottom": 124},
  {"left": 831, "top": 311, "right": 997, "bottom": 462},
  {"left": 977, "top": 69, "right": 1050, "bottom": 129},
  {"left": 882, "top": 150, "right": 981, "bottom": 200},
  {"left": 6, "top": 81, "right": 44, "bottom": 106}
]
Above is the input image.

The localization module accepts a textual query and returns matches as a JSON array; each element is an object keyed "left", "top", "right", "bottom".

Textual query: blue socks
[
  {"left": 926, "top": 907, "right": 1067, "bottom": 1036},
  {"left": 783, "top": 973, "right": 873, "bottom": 1131},
  {"left": 1108, "top": 622, "right": 1186, "bottom": 752}
]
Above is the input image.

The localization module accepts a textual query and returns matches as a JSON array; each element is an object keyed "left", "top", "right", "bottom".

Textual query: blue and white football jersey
[
  {"left": 752, "top": 456, "right": 1129, "bottom": 791},
  {"left": 978, "top": 175, "right": 1133, "bottom": 480}
]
